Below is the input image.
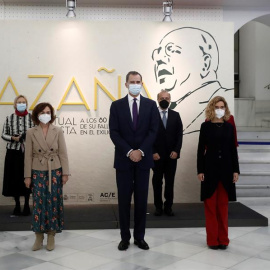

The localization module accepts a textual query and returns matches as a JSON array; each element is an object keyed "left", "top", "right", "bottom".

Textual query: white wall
[
  {"left": 237, "top": 20, "right": 270, "bottom": 127},
  {"left": 239, "top": 21, "right": 257, "bottom": 99},
  {"left": 254, "top": 22, "right": 270, "bottom": 100}
]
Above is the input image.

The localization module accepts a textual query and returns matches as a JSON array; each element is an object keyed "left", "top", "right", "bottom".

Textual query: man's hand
[
  {"left": 129, "top": 150, "right": 142, "bottom": 162},
  {"left": 170, "top": 151, "right": 178, "bottom": 159},
  {"left": 153, "top": 153, "right": 160, "bottom": 161},
  {"left": 198, "top": 173, "right": 204, "bottom": 182}
]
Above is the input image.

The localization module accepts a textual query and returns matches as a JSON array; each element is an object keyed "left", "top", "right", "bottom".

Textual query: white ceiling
[{"left": 2, "top": 0, "right": 270, "bottom": 8}]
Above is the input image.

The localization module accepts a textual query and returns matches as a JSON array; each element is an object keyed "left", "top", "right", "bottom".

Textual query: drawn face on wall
[{"left": 152, "top": 28, "right": 219, "bottom": 100}]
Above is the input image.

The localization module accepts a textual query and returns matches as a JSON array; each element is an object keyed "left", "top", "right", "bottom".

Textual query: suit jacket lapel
[
  {"left": 137, "top": 95, "right": 146, "bottom": 129},
  {"left": 33, "top": 125, "right": 48, "bottom": 152},
  {"left": 166, "top": 109, "right": 172, "bottom": 129},
  {"left": 46, "top": 124, "right": 58, "bottom": 149},
  {"left": 123, "top": 95, "right": 133, "bottom": 130}
]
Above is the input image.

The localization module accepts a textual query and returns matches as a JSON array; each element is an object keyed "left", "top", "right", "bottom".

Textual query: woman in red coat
[{"left": 197, "top": 96, "right": 240, "bottom": 250}]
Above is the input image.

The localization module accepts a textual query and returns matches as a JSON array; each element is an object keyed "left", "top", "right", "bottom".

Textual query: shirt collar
[
  {"left": 158, "top": 107, "right": 168, "bottom": 113},
  {"left": 128, "top": 94, "right": 140, "bottom": 102}
]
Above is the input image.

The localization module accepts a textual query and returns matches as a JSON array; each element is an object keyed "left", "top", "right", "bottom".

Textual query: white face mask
[
  {"left": 128, "top": 84, "right": 142, "bottom": 96},
  {"left": 38, "top": 114, "right": 51, "bottom": 124},
  {"left": 215, "top": 109, "right": 225, "bottom": 119}
]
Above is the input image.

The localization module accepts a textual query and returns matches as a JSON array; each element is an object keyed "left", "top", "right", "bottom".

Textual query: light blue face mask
[
  {"left": 16, "top": 103, "right": 27, "bottom": 112},
  {"left": 129, "top": 84, "right": 142, "bottom": 96}
]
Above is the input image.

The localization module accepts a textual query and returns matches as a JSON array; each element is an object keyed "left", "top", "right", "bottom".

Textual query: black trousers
[
  {"left": 116, "top": 166, "right": 150, "bottom": 241},
  {"left": 152, "top": 158, "right": 177, "bottom": 210}
]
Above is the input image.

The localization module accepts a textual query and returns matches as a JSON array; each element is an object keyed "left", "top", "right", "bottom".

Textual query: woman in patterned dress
[
  {"left": 1, "top": 95, "right": 34, "bottom": 216},
  {"left": 24, "top": 102, "right": 69, "bottom": 251}
]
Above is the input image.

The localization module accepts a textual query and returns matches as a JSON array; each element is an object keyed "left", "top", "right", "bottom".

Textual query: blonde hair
[
  {"left": 205, "top": 96, "right": 231, "bottom": 121},
  {"left": 14, "top": 95, "right": 28, "bottom": 109}
]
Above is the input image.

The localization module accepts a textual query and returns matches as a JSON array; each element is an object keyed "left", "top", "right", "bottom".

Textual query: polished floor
[{"left": 0, "top": 197, "right": 269, "bottom": 270}]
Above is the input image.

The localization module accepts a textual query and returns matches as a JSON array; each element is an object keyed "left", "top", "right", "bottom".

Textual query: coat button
[
  {"left": 51, "top": 159, "right": 53, "bottom": 161},
  {"left": 51, "top": 148, "right": 53, "bottom": 151},
  {"left": 39, "top": 149, "right": 41, "bottom": 152},
  {"left": 219, "top": 156, "right": 222, "bottom": 158}
]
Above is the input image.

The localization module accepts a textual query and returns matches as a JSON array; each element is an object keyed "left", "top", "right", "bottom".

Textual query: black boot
[
  {"left": 12, "top": 196, "right": 21, "bottom": 216},
  {"left": 22, "top": 194, "right": 31, "bottom": 216},
  {"left": 22, "top": 205, "right": 30, "bottom": 216}
]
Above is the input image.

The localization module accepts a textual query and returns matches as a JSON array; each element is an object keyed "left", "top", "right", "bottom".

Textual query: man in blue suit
[{"left": 109, "top": 71, "right": 159, "bottom": 251}]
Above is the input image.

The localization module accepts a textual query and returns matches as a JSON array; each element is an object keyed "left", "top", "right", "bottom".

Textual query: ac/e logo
[{"left": 100, "top": 192, "right": 116, "bottom": 198}]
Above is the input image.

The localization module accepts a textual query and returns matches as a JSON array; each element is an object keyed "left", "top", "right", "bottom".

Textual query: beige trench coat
[{"left": 24, "top": 125, "right": 69, "bottom": 186}]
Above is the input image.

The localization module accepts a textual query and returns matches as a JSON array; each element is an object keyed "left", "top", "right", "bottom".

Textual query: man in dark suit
[
  {"left": 109, "top": 71, "right": 159, "bottom": 251},
  {"left": 152, "top": 90, "right": 183, "bottom": 216}
]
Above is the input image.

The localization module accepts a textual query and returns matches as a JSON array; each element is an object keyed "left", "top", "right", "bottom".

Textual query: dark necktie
[
  {"left": 162, "top": 111, "right": 167, "bottom": 128},
  {"left": 132, "top": 98, "right": 138, "bottom": 130}
]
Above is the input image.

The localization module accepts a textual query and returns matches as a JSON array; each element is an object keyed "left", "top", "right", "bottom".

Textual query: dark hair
[
  {"left": 126, "top": 71, "right": 142, "bottom": 82},
  {"left": 32, "top": 102, "right": 56, "bottom": 125}
]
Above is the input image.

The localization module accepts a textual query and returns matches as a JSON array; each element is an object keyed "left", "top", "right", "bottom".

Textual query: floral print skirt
[{"left": 31, "top": 168, "right": 64, "bottom": 233}]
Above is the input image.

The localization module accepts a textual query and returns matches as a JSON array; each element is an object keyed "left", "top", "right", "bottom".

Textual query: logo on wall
[
  {"left": 99, "top": 192, "right": 117, "bottom": 202},
  {"left": 87, "top": 193, "right": 95, "bottom": 202},
  {"left": 63, "top": 193, "right": 78, "bottom": 202},
  {"left": 63, "top": 193, "right": 95, "bottom": 203}
]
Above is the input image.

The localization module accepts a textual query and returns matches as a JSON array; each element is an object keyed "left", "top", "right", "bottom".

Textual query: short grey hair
[
  {"left": 13, "top": 95, "right": 28, "bottom": 109},
  {"left": 157, "top": 89, "right": 171, "bottom": 99}
]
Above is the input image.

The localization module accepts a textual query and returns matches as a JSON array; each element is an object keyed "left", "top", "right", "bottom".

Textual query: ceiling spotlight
[
  {"left": 163, "top": 1, "right": 173, "bottom": 22},
  {"left": 66, "top": 0, "right": 76, "bottom": 18}
]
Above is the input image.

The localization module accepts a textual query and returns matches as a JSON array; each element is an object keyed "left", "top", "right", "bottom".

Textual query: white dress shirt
[
  {"left": 128, "top": 94, "right": 140, "bottom": 120},
  {"left": 127, "top": 94, "right": 144, "bottom": 157},
  {"left": 158, "top": 107, "right": 168, "bottom": 120}
]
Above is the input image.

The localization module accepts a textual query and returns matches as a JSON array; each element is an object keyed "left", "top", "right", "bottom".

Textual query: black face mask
[{"left": 159, "top": 99, "right": 170, "bottom": 109}]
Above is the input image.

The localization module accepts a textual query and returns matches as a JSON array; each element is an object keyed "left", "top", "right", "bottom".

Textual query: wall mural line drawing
[{"left": 152, "top": 27, "right": 233, "bottom": 134}]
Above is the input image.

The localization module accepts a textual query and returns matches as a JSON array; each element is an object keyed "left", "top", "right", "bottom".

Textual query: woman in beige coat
[{"left": 24, "top": 102, "right": 69, "bottom": 251}]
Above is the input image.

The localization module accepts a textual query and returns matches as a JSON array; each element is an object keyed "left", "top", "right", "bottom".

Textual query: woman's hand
[
  {"left": 170, "top": 151, "right": 178, "bottom": 159},
  {"left": 12, "top": 136, "right": 20, "bottom": 142},
  {"left": 62, "top": 175, "right": 69, "bottom": 185},
  {"left": 24, "top": 177, "right": 31, "bottom": 188},
  {"left": 198, "top": 173, "right": 204, "bottom": 182},
  {"left": 233, "top": 173, "right": 239, "bottom": 183}
]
